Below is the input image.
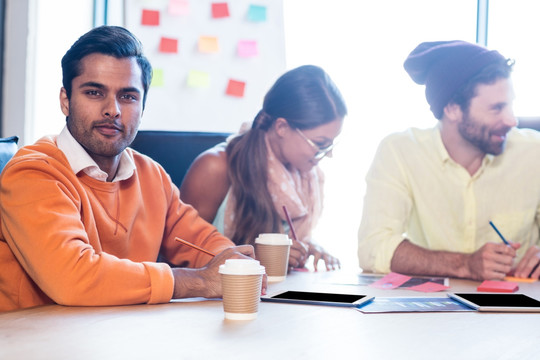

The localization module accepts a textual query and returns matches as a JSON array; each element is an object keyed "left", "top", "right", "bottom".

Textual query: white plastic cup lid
[
  {"left": 219, "top": 259, "right": 266, "bottom": 275},
  {"left": 254, "top": 233, "right": 292, "bottom": 245}
]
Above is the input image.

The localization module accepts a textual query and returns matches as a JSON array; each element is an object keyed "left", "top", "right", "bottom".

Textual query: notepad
[{"left": 477, "top": 280, "right": 518, "bottom": 293}]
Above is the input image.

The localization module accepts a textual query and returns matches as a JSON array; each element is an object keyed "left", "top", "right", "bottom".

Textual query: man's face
[
  {"left": 458, "top": 78, "right": 517, "bottom": 155},
  {"left": 60, "top": 53, "right": 144, "bottom": 163}
]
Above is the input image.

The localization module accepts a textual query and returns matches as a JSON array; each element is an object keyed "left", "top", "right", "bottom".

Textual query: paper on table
[
  {"left": 357, "top": 297, "right": 474, "bottom": 313},
  {"left": 369, "top": 272, "right": 410, "bottom": 289},
  {"left": 407, "top": 282, "right": 450, "bottom": 292}
]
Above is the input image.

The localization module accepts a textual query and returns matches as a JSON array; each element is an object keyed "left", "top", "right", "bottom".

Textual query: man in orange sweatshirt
[{"left": 0, "top": 26, "right": 258, "bottom": 312}]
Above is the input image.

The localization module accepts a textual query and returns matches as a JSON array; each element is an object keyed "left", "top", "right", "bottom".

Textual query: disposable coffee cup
[
  {"left": 219, "top": 259, "right": 265, "bottom": 320},
  {"left": 254, "top": 233, "right": 292, "bottom": 282}
]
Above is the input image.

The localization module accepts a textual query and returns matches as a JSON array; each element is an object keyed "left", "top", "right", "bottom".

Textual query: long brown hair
[{"left": 226, "top": 65, "right": 347, "bottom": 245}]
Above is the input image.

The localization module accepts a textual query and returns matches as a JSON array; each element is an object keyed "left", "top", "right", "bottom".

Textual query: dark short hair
[
  {"left": 61, "top": 25, "right": 152, "bottom": 108},
  {"left": 450, "top": 58, "right": 514, "bottom": 114}
]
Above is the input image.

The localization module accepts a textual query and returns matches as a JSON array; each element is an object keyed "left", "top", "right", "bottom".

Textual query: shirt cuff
[{"left": 143, "top": 262, "right": 174, "bottom": 304}]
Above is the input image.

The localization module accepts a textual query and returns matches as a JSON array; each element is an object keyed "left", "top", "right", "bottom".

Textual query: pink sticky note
[
  {"left": 226, "top": 79, "right": 246, "bottom": 97},
  {"left": 159, "top": 37, "right": 179, "bottom": 53},
  {"left": 408, "top": 282, "right": 450, "bottom": 293},
  {"left": 168, "top": 0, "right": 189, "bottom": 15},
  {"left": 212, "top": 2, "right": 230, "bottom": 18},
  {"left": 141, "top": 9, "right": 160, "bottom": 26},
  {"left": 477, "top": 280, "right": 519, "bottom": 293},
  {"left": 370, "top": 272, "right": 411, "bottom": 289},
  {"left": 237, "top": 40, "right": 258, "bottom": 57}
]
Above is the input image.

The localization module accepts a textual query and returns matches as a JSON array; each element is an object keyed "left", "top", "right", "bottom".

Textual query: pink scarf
[{"left": 224, "top": 135, "right": 324, "bottom": 243}]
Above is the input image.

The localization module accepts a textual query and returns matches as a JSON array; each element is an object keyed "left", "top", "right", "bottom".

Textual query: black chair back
[{"left": 130, "top": 130, "right": 230, "bottom": 188}]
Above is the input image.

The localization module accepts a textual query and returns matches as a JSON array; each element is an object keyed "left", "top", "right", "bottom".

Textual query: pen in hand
[
  {"left": 489, "top": 221, "right": 510, "bottom": 246},
  {"left": 282, "top": 205, "right": 298, "bottom": 242},
  {"left": 175, "top": 237, "right": 216, "bottom": 257}
]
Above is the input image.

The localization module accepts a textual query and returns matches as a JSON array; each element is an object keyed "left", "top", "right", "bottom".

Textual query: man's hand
[
  {"left": 172, "top": 245, "right": 267, "bottom": 299},
  {"left": 512, "top": 245, "right": 540, "bottom": 279},
  {"left": 465, "top": 242, "right": 519, "bottom": 280}
]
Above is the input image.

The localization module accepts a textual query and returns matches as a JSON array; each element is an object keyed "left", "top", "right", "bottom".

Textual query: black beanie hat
[{"left": 403, "top": 40, "right": 506, "bottom": 119}]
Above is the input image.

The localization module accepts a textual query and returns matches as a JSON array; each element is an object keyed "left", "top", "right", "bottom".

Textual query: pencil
[
  {"left": 175, "top": 237, "right": 216, "bottom": 257},
  {"left": 489, "top": 221, "right": 510, "bottom": 246},
  {"left": 282, "top": 205, "right": 298, "bottom": 241}
]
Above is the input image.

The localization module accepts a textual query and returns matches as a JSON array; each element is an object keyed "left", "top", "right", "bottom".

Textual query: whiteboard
[{"left": 124, "top": 0, "right": 286, "bottom": 133}]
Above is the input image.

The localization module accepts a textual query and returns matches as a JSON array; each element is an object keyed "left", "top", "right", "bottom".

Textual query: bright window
[{"left": 283, "top": 0, "right": 478, "bottom": 269}]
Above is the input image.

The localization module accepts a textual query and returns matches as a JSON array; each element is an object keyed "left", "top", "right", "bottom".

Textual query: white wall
[{"left": 2, "top": 0, "right": 31, "bottom": 143}]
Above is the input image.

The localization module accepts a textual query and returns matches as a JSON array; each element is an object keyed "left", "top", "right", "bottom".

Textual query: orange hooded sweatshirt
[{"left": 0, "top": 136, "right": 234, "bottom": 311}]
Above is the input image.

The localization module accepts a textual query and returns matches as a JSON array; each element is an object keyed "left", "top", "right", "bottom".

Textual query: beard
[{"left": 457, "top": 112, "right": 512, "bottom": 155}]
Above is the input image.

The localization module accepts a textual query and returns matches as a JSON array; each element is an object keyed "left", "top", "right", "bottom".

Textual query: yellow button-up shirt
[{"left": 358, "top": 126, "right": 540, "bottom": 273}]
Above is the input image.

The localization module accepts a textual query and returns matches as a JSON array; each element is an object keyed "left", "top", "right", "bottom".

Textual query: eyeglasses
[{"left": 295, "top": 128, "right": 336, "bottom": 160}]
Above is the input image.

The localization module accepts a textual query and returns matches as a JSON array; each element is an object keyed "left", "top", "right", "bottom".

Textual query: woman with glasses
[{"left": 180, "top": 65, "right": 347, "bottom": 271}]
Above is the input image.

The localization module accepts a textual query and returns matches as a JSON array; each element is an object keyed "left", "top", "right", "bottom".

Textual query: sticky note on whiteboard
[
  {"left": 168, "top": 0, "right": 189, "bottom": 15},
  {"left": 187, "top": 70, "right": 210, "bottom": 88},
  {"left": 226, "top": 79, "right": 246, "bottom": 97},
  {"left": 141, "top": 9, "right": 160, "bottom": 25},
  {"left": 212, "top": 2, "right": 230, "bottom": 18},
  {"left": 159, "top": 37, "right": 179, "bottom": 53},
  {"left": 237, "top": 40, "right": 258, "bottom": 57},
  {"left": 247, "top": 4, "right": 266, "bottom": 22},
  {"left": 151, "top": 69, "right": 165, "bottom": 87},
  {"left": 198, "top": 36, "right": 219, "bottom": 53}
]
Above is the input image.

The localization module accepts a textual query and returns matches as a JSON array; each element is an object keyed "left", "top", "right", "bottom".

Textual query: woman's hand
[
  {"left": 308, "top": 243, "right": 341, "bottom": 271},
  {"left": 288, "top": 239, "right": 309, "bottom": 269}
]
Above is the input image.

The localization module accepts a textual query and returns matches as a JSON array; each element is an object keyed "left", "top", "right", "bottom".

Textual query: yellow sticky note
[
  {"left": 198, "top": 36, "right": 219, "bottom": 53},
  {"left": 187, "top": 70, "right": 210, "bottom": 88},
  {"left": 151, "top": 68, "right": 164, "bottom": 87}
]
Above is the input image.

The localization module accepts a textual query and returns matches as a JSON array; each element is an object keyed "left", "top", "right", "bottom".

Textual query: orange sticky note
[
  {"left": 159, "top": 37, "right": 179, "bottom": 53},
  {"left": 226, "top": 79, "right": 246, "bottom": 97},
  {"left": 198, "top": 36, "right": 219, "bottom": 53},
  {"left": 477, "top": 280, "right": 519, "bottom": 293},
  {"left": 504, "top": 276, "right": 538, "bottom": 283},
  {"left": 212, "top": 2, "right": 230, "bottom": 18},
  {"left": 141, "top": 9, "right": 160, "bottom": 26}
]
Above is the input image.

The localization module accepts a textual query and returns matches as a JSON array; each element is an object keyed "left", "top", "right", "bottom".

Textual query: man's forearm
[{"left": 390, "top": 240, "right": 471, "bottom": 279}]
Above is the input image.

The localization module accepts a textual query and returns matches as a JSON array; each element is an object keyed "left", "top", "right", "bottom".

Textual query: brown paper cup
[
  {"left": 221, "top": 274, "right": 263, "bottom": 320},
  {"left": 219, "top": 259, "right": 265, "bottom": 320},
  {"left": 255, "top": 243, "right": 290, "bottom": 282}
]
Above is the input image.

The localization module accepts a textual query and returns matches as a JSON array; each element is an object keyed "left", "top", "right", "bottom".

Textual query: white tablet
[
  {"left": 448, "top": 293, "right": 540, "bottom": 312},
  {"left": 261, "top": 290, "right": 374, "bottom": 307}
]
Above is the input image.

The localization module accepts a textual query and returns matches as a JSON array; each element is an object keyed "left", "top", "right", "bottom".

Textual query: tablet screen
[
  {"left": 262, "top": 290, "right": 373, "bottom": 307},
  {"left": 449, "top": 293, "right": 540, "bottom": 311},
  {"left": 271, "top": 291, "right": 367, "bottom": 304}
]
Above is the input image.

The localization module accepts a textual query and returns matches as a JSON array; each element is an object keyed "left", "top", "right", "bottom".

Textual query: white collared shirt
[{"left": 56, "top": 125, "right": 136, "bottom": 182}]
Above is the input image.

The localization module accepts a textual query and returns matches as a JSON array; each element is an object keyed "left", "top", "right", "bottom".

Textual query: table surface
[{"left": 1, "top": 270, "right": 539, "bottom": 360}]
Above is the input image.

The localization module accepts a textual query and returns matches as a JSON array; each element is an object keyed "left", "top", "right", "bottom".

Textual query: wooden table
[{"left": 1, "top": 270, "right": 539, "bottom": 359}]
